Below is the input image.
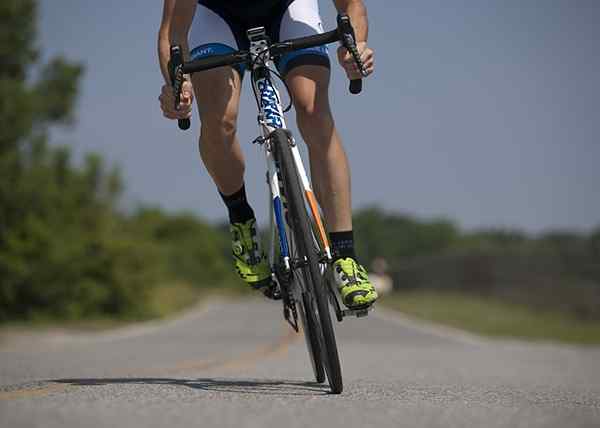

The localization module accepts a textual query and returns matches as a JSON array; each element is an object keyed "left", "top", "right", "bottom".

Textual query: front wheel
[
  {"left": 298, "top": 291, "right": 325, "bottom": 383},
  {"left": 271, "top": 129, "right": 343, "bottom": 394}
]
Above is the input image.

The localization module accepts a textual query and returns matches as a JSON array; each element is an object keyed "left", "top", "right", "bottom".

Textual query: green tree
[
  {"left": 353, "top": 206, "right": 459, "bottom": 267},
  {"left": 0, "top": 0, "right": 161, "bottom": 321}
]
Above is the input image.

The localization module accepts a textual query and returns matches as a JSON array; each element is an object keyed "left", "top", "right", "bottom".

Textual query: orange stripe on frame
[{"left": 305, "top": 190, "right": 330, "bottom": 251}]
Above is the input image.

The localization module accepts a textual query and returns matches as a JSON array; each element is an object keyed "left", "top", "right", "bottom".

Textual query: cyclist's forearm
[
  {"left": 157, "top": 0, "right": 195, "bottom": 85},
  {"left": 158, "top": 31, "right": 172, "bottom": 84},
  {"left": 333, "top": 0, "right": 368, "bottom": 42},
  {"left": 158, "top": 33, "right": 190, "bottom": 82},
  {"left": 158, "top": 0, "right": 176, "bottom": 84},
  {"left": 169, "top": 0, "right": 196, "bottom": 59}
]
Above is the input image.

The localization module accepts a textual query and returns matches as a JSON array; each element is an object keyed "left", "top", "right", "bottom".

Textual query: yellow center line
[
  {"left": 0, "top": 383, "right": 67, "bottom": 401},
  {"left": 132, "top": 324, "right": 298, "bottom": 376}
]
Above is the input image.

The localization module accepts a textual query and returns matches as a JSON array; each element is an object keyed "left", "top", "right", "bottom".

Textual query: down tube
[
  {"left": 254, "top": 70, "right": 291, "bottom": 270},
  {"left": 266, "top": 147, "right": 291, "bottom": 270}
]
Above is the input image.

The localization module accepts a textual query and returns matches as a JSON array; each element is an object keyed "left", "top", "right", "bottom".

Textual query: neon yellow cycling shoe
[
  {"left": 230, "top": 219, "right": 272, "bottom": 289},
  {"left": 332, "top": 257, "right": 378, "bottom": 309}
]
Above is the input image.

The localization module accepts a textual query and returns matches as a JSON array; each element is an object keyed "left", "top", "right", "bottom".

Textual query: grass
[
  {"left": 146, "top": 281, "right": 205, "bottom": 319},
  {"left": 0, "top": 281, "right": 253, "bottom": 337},
  {"left": 0, "top": 282, "right": 209, "bottom": 335},
  {"left": 146, "top": 281, "right": 251, "bottom": 319},
  {"left": 382, "top": 290, "right": 600, "bottom": 345}
]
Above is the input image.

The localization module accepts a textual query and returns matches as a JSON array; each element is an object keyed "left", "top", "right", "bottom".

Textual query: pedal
[
  {"left": 262, "top": 282, "right": 281, "bottom": 300},
  {"left": 341, "top": 306, "right": 372, "bottom": 318},
  {"left": 283, "top": 301, "right": 299, "bottom": 332}
]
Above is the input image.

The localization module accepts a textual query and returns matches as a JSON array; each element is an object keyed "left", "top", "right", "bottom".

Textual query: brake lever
[{"left": 168, "top": 45, "right": 191, "bottom": 130}]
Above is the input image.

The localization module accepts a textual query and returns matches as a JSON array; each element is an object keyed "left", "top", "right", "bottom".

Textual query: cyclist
[{"left": 158, "top": 0, "right": 377, "bottom": 309}]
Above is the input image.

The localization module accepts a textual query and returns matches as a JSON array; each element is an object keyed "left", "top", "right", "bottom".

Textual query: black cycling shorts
[{"left": 190, "top": 0, "right": 331, "bottom": 76}]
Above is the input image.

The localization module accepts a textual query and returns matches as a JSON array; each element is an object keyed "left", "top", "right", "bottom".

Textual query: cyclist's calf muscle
[{"left": 286, "top": 65, "right": 353, "bottom": 233}]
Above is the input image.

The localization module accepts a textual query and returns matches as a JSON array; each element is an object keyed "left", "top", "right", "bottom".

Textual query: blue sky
[{"left": 40, "top": 1, "right": 600, "bottom": 232}]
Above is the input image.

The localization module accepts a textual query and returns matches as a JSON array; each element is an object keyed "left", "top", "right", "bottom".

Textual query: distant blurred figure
[{"left": 369, "top": 257, "right": 393, "bottom": 295}]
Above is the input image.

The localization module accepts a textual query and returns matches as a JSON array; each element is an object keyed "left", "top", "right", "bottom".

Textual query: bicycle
[{"left": 169, "top": 14, "right": 371, "bottom": 395}]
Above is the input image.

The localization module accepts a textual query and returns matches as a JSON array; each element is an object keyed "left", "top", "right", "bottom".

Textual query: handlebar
[
  {"left": 169, "top": 13, "right": 367, "bottom": 131},
  {"left": 182, "top": 51, "right": 248, "bottom": 74}
]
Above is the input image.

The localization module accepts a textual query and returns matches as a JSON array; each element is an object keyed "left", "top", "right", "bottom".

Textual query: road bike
[{"left": 169, "top": 14, "right": 370, "bottom": 394}]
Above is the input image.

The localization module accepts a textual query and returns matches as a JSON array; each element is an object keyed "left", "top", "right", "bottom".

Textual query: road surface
[{"left": 1, "top": 298, "right": 599, "bottom": 427}]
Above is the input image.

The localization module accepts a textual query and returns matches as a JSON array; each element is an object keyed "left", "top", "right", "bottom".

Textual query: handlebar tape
[
  {"left": 178, "top": 118, "right": 191, "bottom": 130},
  {"left": 169, "top": 45, "right": 191, "bottom": 131},
  {"left": 337, "top": 14, "right": 364, "bottom": 95},
  {"left": 349, "top": 79, "right": 362, "bottom": 94}
]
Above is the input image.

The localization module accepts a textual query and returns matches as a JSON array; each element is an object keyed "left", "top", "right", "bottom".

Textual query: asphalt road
[{"left": 1, "top": 298, "right": 599, "bottom": 428}]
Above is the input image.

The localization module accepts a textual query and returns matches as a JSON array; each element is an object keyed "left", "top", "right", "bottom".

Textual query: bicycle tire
[
  {"left": 271, "top": 129, "right": 343, "bottom": 394},
  {"left": 277, "top": 135, "right": 325, "bottom": 384},
  {"left": 298, "top": 291, "right": 326, "bottom": 383}
]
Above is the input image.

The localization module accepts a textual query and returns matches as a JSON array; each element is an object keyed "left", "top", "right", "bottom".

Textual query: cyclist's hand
[
  {"left": 159, "top": 79, "right": 194, "bottom": 120},
  {"left": 337, "top": 41, "right": 374, "bottom": 80}
]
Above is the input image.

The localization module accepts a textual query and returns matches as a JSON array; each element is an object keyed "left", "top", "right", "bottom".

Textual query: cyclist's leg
[
  {"left": 189, "top": 4, "right": 271, "bottom": 288},
  {"left": 279, "top": 0, "right": 377, "bottom": 308},
  {"left": 277, "top": 0, "right": 351, "bottom": 233},
  {"left": 286, "top": 66, "right": 352, "bottom": 234},
  {"left": 189, "top": 4, "right": 245, "bottom": 196},
  {"left": 288, "top": 67, "right": 377, "bottom": 307},
  {"left": 193, "top": 71, "right": 244, "bottom": 196}
]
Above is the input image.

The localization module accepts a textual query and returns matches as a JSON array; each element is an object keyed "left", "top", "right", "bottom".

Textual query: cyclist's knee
[
  {"left": 288, "top": 66, "right": 334, "bottom": 140},
  {"left": 295, "top": 93, "right": 328, "bottom": 119},
  {"left": 295, "top": 100, "right": 334, "bottom": 143},
  {"left": 294, "top": 86, "right": 332, "bottom": 129},
  {"left": 200, "top": 113, "right": 238, "bottom": 145},
  {"left": 192, "top": 69, "right": 241, "bottom": 146}
]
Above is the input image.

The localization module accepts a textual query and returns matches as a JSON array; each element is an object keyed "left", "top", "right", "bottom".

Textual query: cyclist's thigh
[
  {"left": 189, "top": 3, "right": 243, "bottom": 122},
  {"left": 286, "top": 64, "right": 331, "bottom": 116},
  {"left": 277, "top": 0, "right": 330, "bottom": 78}
]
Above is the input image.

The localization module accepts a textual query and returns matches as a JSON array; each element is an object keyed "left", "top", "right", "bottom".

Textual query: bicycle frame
[{"left": 246, "top": 28, "right": 332, "bottom": 277}]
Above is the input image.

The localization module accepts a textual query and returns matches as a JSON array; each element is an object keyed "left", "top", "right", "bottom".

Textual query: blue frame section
[
  {"left": 256, "top": 77, "right": 284, "bottom": 129},
  {"left": 273, "top": 196, "right": 289, "bottom": 259}
]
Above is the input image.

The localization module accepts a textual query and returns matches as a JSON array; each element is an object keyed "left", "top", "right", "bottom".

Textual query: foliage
[
  {"left": 353, "top": 206, "right": 459, "bottom": 268},
  {"left": 0, "top": 0, "right": 239, "bottom": 322},
  {"left": 125, "top": 208, "right": 237, "bottom": 289},
  {"left": 354, "top": 206, "right": 600, "bottom": 321}
]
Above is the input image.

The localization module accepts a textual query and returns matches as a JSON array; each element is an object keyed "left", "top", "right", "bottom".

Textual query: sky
[{"left": 39, "top": 1, "right": 600, "bottom": 232}]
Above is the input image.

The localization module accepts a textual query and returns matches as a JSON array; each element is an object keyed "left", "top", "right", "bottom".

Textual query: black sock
[
  {"left": 330, "top": 230, "right": 356, "bottom": 261},
  {"left": 219, "top": 184, "right": 255, "bottom": 224}
]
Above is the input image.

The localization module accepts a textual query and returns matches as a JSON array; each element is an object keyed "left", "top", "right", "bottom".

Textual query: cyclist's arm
[
  {"left": 158, "top": 0, "right": 195, "bottom": 121},
  {"left": 157, "top": 0, "right": 195, "bottom": 85},
  {"left": 333, "top": 0, "right": 368, "bottom": 42},
  {"left": 169, "top": 0, "right": 196, "bottom": 55},
  {"left": 332, "top": 0, "right": 373, "bottom": 78},
  {"left": 158, "top": 0, "right": 176, "bottom": 84}
]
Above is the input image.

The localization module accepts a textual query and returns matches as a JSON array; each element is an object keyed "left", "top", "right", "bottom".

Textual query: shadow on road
[{"left": 53, "top": 377, "right": 330, "bottom": 396}]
